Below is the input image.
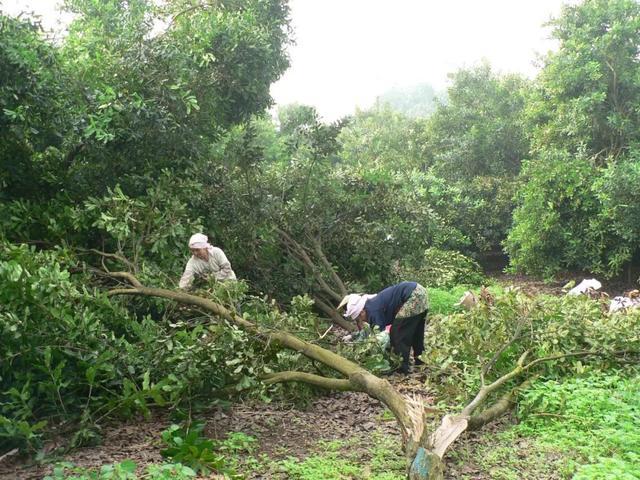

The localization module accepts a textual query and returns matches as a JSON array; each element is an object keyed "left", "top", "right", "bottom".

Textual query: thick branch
[
  {"left": 427, "top": 349, "right": 636, "bottom": 465},
  {"left": 106, "top": 271, "right": 143, "bottom": 288},
  {"left": 308, "top": 234, "right": 347, "bottom": 297},
  {"left": 277, "top": 228, "right": 342, "bottom": 304},
  {"left": 467, "top": 377, "right": 536, "bottom": 431},
  {"left": 313, "top": 295, "right": 355, "bottom": 332},
  {"left": 263, "top": 371, "right": 353, "bottom": 391}
]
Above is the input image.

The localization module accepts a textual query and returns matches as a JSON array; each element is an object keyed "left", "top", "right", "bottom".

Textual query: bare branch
[
  {"left": 467, "top": 376, "right": 537, "bottom": 431},
  {"left": 317, "top": 325, "right": 333, "bottom": 340},
  {"left": 263, "top": 371, "right": 353, "bottom": 391},
  {"left": 482, "top": 315, "right": 527, "bottom": 377},
  {"left": 76, "top": 248, "right": 138, "bottom": 273},
  {"left": 106, "top": 288, "right": 141, "bottom": 297},
  {"left": 277, "top": 228, "right": 342, "bottom": 304},
  {"left": 0, "top": 449, "right": 19, "bottom": 464},
  {"left": 308, "top": 234, "right": 347, "bottom": 297},
  {"left": 522, "top": 350, "right": 608, "bottom": 371},
  {"left": 107, "top": 271, "right": 143, "bottom": 288},
  {"left": 313, "top": 295, "right": 356, "bottom": 332}
]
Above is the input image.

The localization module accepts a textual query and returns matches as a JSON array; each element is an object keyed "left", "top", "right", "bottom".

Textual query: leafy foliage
[
  {"left": 428, "top": 63, "right": 529, "bottom": 180},
  {"left": 508, "top": 0, "right": 640, "bottom": 277},
  {"left": 44, "top": 460, "right": 196, "bottom": 480},
  {"left": 375, "top": 83, "right": 440, "bottom": 118},
  {"left": 160, "top": 423, "right": 243, "bottom": 476},
  {"left": 424, "top": 290, "right": 640, "bottom": 398},
  {"left": 0, "top": 241, "right": 323, "bottom": 452},
  {"left": 516, "top": 370, "right": 640, "bottom": 478},
  {"left": 3, "top": 0, "right": 640, "bottom": 472},
  {"left": 393, "top": 247, "right": 485, "bottom": 289}
]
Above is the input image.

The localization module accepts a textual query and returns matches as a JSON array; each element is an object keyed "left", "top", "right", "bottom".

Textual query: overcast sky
[{"left": 2, "top": 0, "right": 569, "bottom": 120}]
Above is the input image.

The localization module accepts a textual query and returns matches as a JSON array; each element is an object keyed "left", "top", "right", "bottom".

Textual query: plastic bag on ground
[
  {"left": 609, "top": 290, "right": 640, "bottom": 313},
  {"left": 567, "top": 278, "right": 602, "bottom": 296}
]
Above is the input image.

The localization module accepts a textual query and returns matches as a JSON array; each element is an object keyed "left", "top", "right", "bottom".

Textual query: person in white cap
[
  {"left": 178, "top": 233, "right": 236, "bottom": 289},
  {"left": 338, "top": 281, "right": 428, "bottom": 374}
]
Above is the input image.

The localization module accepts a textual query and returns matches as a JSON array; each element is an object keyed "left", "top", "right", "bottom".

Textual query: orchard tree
[
  {"left": 415, "top": 64, "right": 530, "bottom": 255},
  {"left": 428, "top": 62, "right": 529, "bottom": 181},
  {"left": 507, "top": 0, "right": 640, "bottom": 278},
  {"left": 1, "top": 0, "right": 292, "bottom": 201},
  {"left": 527, "top": 0, "right": 640, "bottom": 159}
]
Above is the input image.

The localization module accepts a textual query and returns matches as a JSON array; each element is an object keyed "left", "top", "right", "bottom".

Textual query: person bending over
[{"left": 338, "top": 281, "right": 428, "bottom": 374}]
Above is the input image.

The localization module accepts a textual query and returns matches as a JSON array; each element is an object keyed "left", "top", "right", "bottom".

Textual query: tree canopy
[{"left": 1, "top": 0, "right": 640, "bottom": 478}]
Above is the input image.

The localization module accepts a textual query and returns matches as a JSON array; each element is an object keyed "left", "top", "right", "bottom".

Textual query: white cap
[{"left": 188, "top": 233, "right": 210, "bottom": 249}]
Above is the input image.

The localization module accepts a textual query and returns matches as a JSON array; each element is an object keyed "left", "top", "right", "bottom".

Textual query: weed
[
  {"left": 515, "top": 371, "right": 640, "bottom": 478},
  {"left": 160, "top": 422, "right": 244, "bottom": 477},
  {"left": 43, "top": 460, "right": 196, "bottom": 480}
]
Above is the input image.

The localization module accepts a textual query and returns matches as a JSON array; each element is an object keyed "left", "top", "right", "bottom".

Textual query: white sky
[{"left": 2, "top": 0, "right": 569, "bottom": 121}]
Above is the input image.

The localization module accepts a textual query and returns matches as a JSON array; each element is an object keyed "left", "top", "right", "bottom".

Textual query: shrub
[
  {"left": 394, "top": 247, "right": 484, "bottom": 289},
  {"left": 423, "top": 290, "right": 640, "bottom": 398}
]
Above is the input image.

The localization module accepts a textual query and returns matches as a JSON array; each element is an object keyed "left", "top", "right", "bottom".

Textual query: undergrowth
[
  {"left": 427, "top": 284, "right": 504, "bottom": 315},
  {"left": 260, "top": 434, "right": 405, "bottom": 479},
  {"left": 515, "top": 369, "right": 640, "bottom": 479},
  {"left": 450, "top": 369, "right": 640, "bottom": 480}
]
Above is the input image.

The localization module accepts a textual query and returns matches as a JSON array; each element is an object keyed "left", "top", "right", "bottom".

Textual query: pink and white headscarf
[
  {"left": 338, "top": 293, "right": 377, "bottom": 320},
  {"left": 188, "top": 233, "right": 211, "bottom": 249}
]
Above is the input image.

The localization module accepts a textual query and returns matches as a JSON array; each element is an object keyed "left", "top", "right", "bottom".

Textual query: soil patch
[{"left": 491, "top": 271, "right": 638, "bottom": 298}]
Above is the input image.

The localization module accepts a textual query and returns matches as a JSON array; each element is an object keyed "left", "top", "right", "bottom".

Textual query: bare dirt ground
[
  {"left": 490, "top": 271, "right": 638, "bottom": 298},
  {"left": 3, "top": 362, "right": 564, "bottom": 480}
]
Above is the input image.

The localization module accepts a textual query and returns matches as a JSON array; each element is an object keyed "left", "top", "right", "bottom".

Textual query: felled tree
[{"left": 107, "top": 272, "right": 639, "bottom": 479}]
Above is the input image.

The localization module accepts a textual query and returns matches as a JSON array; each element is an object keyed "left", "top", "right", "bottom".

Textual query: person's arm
[
  {"left": 368, "top": 311, "right": 387, "bottom": 332},
  {"left": 211, "top": 247, "right": 236, "bottom": 281},
  {"left": 178, "top": 259, "right": 196, "bottom": 289}
]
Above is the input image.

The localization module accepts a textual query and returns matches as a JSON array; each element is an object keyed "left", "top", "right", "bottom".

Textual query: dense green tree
[
  {"left": 507, "top": 0, "right": 640, "bottom": 277},
  {"left": 1, "top": 0, "right": 292, "bottom": 201},
  {"left": 428, "top": 62, "right": 530, "bottom": 180},
  {"left": 400, "top": 64, "right": 530, "bottom": 256},
  {"left": 0, "top": 15, "right": 71, "bottom": 200},
  {"left": 277, "top": 103, "right": 347, "bottom": 159},
  {"left": 527, "top": 0, "right": 640, "bottom": 159},
  {"left": 338, "top": 106, "right": 431, "bottom": 171}
]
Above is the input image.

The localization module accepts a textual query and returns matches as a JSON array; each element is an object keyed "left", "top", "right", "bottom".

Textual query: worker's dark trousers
[{"left": 390, "top": 310, "right": 427, "bottom": 373}]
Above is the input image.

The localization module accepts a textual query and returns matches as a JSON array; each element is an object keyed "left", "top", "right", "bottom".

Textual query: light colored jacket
[{"left": 179, "top": 246, "right": 236, "bottom": 289}]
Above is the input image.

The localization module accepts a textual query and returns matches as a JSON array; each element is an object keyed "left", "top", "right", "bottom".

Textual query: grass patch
[
  {"left": 514, "top": 370, "right": 640, "bottom": 479},
  {"left": 428, "top": 284, "right": 505, "bottom": 315},
  {"left": 447, "top": 369, "right": 640, "bottom": 479},
  {"left": 259, "top": 433, "right": 405, "bottom": 479}
]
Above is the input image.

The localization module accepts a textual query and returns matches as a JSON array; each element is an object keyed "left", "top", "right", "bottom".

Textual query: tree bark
[
  {"left": 313, "top": 295, "right": 355, "bottom": 332},
  {"left": 264, "top": 371, "right": 353, "bottom": 391}
]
